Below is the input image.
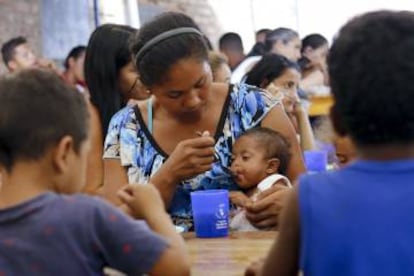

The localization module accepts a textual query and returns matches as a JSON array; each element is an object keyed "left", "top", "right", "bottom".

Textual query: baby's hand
[
  {"left": 117, "top": 184, "right": 166, "bottom": 220},
  {"left": 229, "top": 191, "right": 253, "bottom": 208}
]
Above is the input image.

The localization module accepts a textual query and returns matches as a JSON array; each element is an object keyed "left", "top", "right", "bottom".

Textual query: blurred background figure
[
  {"left": 1, "top": 36, "right": 59, "bottom": 73},
  {"left": 218, "top": 32, "right": 246, "bottom": 71},
  {"left": 247, "top": 28, "right": 271, "bottom": 57},
  {"left": 299, "top": 33, "right": 330, "bottom": 93},
  {"left": 1, "top": 36, "right": 38, "bottom": 72},
  {"left": 208, "top": 51, "right": 231, "bottom": 83},
  {"left": 62, "top": 45, "right": 87, "bottom": 93},
  {"left": 265, "top": 27, "right": 301, "bottom": 62}
]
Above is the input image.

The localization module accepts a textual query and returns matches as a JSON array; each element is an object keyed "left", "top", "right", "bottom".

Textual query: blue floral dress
[{"left": 104, "top": 83, "right": 279, "bottom": 231}]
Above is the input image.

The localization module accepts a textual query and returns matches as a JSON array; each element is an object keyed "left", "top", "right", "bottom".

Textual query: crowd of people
[{"left": 1, "top": 8, "right": 413, "bottom": 275}]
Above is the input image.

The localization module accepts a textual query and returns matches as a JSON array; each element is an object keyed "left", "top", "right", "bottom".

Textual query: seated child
[
  {"left": 246, "top": 10, "right": 414, "bottom": 276},
  {"left": 0, "top": 69, "right": 189, "bottom": 275},
  {"left": 229, "top": 127, "right": 291, "bottom": 231}
]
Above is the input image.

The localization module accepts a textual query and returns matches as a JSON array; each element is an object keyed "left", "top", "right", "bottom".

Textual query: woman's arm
[
  {"left": 103, "top": 159, "right": 129, "bottom": 205},
  {"left": 82, "top": 101, "right": 104, "bottom": 196},
  {"left": 261, "top": 104, "right": 306, "bottom": 181},
  {"left": 294, "top": 102, "right": 316, "bottom": 151}
]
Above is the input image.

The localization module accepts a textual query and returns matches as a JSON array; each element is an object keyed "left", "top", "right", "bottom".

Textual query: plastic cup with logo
[
  {"left": 304, "top": 150, "right": 328, "bottom": 173},
  {"left": 190, "top": 190, "right": 229, "bottom": 238}
]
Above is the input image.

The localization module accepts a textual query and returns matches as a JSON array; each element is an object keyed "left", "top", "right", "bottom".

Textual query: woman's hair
[
  {"left": 265, "top": 27, "right": 299, "bottom": 53},
  {"left": 84, "top": 24, "right": 136, "bottom": 139},
  {"left": 244, "top": 53, "right": 299, "bottom": 88},
  {"left": 64, "top": 45, "right": 86, "bottom": 70},
  {"left": 130, "top": 12, "right": 209, "bottom": 87},
  {"left": 0, "top": 69, "right": 89, "bottom": 172},
  {"left": 239, "top": 127, "right": 291, "bottom": 175},
  {"left": 208, "top": 51, "right": 227, "bottom": 75}
]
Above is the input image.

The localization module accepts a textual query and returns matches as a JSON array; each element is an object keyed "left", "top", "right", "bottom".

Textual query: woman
[
  {"left": 82, "top": 24, "right": 149, "bottom": 195},
  {"left": 103, "top": 12, "right": 305, "bottom": 231},
  {"left": 245, "top": 53, "right": 316, "bottom": 151}
]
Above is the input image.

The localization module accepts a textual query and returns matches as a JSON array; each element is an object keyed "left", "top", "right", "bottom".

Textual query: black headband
[{"left": 134, "top": 27, "right": 203, "bottom": 63}]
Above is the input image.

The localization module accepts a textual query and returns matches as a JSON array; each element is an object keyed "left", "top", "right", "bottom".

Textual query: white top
[
  {"left": 230, "top": 56, "right": 262, "bottom": 84},
  {"left": 230, "top": 174, "right": 292, "bottom": 231}
]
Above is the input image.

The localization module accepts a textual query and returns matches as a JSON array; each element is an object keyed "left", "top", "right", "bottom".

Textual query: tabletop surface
[{"left": 183, "top": 231, "right": 277, "bottom": 276}]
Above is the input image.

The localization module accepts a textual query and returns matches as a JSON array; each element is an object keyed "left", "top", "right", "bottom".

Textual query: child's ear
[
  {"left": 52, "top": 135, "right": 75, "bottom": 174},
  {"left": 7, "top": 60, "right": 18, "bottom": 71},
  {"left": 266, "top": 158, "right": 280, "bottom": 175}
]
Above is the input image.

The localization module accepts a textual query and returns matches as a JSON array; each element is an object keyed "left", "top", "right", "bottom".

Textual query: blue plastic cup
[
  {"left": 304, "top": 150, "right": 328, "bottom": 172},
  {"left": 190, "top": 190, "right": 229, "bottom": 238}
]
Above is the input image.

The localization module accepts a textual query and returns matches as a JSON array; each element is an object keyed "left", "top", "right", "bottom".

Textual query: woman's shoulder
[{"left": 229, "top": 82, "right": 279, "bottom": 112}]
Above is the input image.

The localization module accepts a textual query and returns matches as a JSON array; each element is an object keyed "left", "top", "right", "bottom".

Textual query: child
[
  {"left": 0, "top": 69, "right": 189, "bottom": 275},
  {"left": 229, "top": 127, "right": 292, "bottom": 231},
  {"left": 246, "top": 10, "right": 414, "bottom": 276}
]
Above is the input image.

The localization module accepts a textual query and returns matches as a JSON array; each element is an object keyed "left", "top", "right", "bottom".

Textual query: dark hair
[
  {"left": 130, "top": 12, "right": 208, "bottom": 87},
  {"left": 256, "top": 28, "right": 271, "bottom": 37},
  {"left": 247, "top": 42, "right": 267, "bottom": 57},
  {"left": 265, "top": 28, "right": 299, "bottom": 53},
  {"left": 239, "top": 127, "right": 291, "bottom": 175},
  {"left": 0, "top": 69, "right": 89, "bottom": 172},
  {"left": 1, "top": 36, "right": 27, "bottom": 66},
  {"left": 64, "top": 45, "right": 86, "bottom": 69},
  {"left": 301, "top": 33, "right": 328, "bottom": 53},
  {"left": 219, "top": 32, "right": 244, "bottom": 52},
  {"left": 244, "top": 53, "right": 299, "bottom": 88},
  {"left": 328, "top": 10, "right": 414, "bottom": 146},
  {"left": 84, "top": 24, "right": 136, "bottom": 138}
]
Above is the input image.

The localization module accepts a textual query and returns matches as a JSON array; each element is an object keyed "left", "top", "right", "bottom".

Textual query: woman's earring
[{"left": 146, "top": 89, "right": 151, "bottom": 94}]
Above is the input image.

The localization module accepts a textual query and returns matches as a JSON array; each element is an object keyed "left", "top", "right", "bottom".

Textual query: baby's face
[{"left": 230, "top": 136, "right": 269, "bottom": 189}]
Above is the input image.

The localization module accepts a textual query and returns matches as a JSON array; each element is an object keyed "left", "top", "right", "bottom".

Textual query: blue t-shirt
[
  {"left": 0, "top": 193, "right": 168, "bottom": 275},
  {"left": 299, "top": 159, "right": 414, "bottom": 276},
  {"left": 103, "top": 83, "right": 279, "bottom": 231}
]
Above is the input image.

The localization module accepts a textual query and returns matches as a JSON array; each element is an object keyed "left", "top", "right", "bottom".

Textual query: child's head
[
  {"left": 0, "top": 69, "right": 90, "bottom": 193},
  {"left": 230, "top": 127, "right": 291, "bottom": 190},
  {"left": 328, "top": 11, "right": 414, "bottom": 153}
]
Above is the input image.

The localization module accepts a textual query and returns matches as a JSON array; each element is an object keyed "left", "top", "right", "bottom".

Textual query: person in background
[
  {"left": 104, "top": 12, "right": 305, "bottom": 232},
  {"left": 232, "top": 27, "right": 301, "bottom": 84},
  {"left": 246, "top": 10, "right": 414, "bottom": 276},
  {"left": 245, "top": 54, "right": 316, "bottom": 151},
  {"left": 229, "top": 127, "right": 292, "bottom": 231},
  {"left": 1, "top": 36, "right": 58, "bottom": 73},
  {"left": 62, "top": 45, "right": 87, "bottom": 92},
  {"left": 82, "top": 24, "right": 150, "bottom": 195},
  {"left": 208, "top": 51, "right": 231, "bottom": 83},
  {"left": 299, "top": 33, "right": 330, "bottom": 93},
  {"left": 218, "top": 32, "right": 246, "bottom": 71},
  {"left": 0, "top": 69, "right": 189, "bottom": 275},
  {"left": 247, "top": 29, "right": 271, "bottom": 57}
]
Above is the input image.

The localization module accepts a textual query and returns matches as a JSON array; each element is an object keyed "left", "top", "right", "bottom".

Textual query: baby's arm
[{"left": 229, "top": 191, "right": 253, "bottom": 208}]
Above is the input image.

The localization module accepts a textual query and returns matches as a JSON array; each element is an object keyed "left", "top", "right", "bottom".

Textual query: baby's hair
[
  {"left": 0, "top": 69, "right": 89, "bottom": 172},
  {"left": 239, "top": 127, "right": 291, "bottom": 175}
]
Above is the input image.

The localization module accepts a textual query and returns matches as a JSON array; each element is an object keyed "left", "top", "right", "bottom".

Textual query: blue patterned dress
[{"left": 104, "top": 83, "right": 279, "bottom": 231}]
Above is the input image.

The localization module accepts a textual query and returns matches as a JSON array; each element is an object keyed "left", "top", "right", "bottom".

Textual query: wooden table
[{"left": 183, "top": 231, "right": 277, "bottom": 276}]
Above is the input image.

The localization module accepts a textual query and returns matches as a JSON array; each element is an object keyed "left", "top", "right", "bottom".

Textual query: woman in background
[{"left": 82, "top": 24, "right": 149, "bottom": 195}]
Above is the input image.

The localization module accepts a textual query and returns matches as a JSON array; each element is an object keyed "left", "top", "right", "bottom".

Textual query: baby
[{"left": 229, "top": 127, "right": 292, "bottom": 231}]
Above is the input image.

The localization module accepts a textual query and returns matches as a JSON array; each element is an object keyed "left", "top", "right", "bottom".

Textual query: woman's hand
[
  {"left": 244, "top": 184, "right": 290, "bottom": 229},
  {"left": 245, "top": 258, "right": 265, "bottom": 276},
  {"left": 160, "top": 132, "right": 216, "bottom": 183}
]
